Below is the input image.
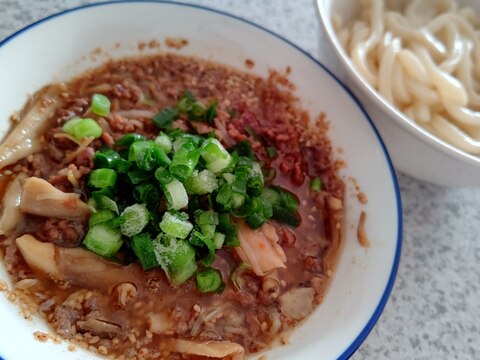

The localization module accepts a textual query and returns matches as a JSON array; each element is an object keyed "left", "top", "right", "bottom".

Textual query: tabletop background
[{"left": 0, "top": 0, "right": 479, "bottom": 359}]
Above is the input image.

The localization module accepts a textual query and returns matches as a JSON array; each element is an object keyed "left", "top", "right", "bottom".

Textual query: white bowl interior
[
  {"left": 317, "top": 0, "right": 480, "bottom": 181},
  {"left": 0, "top": 2, "right": 401, "bottom": 360}
]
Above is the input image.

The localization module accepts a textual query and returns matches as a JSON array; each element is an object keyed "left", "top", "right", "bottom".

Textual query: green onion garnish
[
  {"left": 196, "top": 268, "right": 224, "bottom": 293},
  {"left": 120, "top": 204, "right": 150, "bottom": 237},
  {"left": 310, "top": 177, "right": 323, "bottom": 192},
  {"left": 267, "top": 146, "right": 277, "bottom": 158},
  {"left": 155, "top": 237, "right": 197, "bottom": 286},
  {"left": 82, "top": 92, "right": 302, "bottom": 289},
  {"left": 152, "top": 106, "right": 179, "bottom": 129},
  {"left": 88, "top": 168, "right": 117, "bottom": 189},
  {"left": 159, "top": 211, "right": 193, "bottom": 239},
  {"left": 63, "top": 118, "right": 103, "bottom": 140},
  {"left": 131, "top": 233, "right": 159, "bottom": 270},
  {"left": 83, "top": 223, "right": 123, "bottom": 258},
  {"left": 91, "top": 94, "right": 111, "bottom": 116}
]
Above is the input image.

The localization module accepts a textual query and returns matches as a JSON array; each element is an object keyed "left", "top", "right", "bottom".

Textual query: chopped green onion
[
  {"left": 104, "top": 216, "right": 125, "bottom": 229},
  {"left": 131, "top": 233, "right": 159, "bottom": 270},
  {"left": 266, "top": 146, "right": 277, "bottom": 158},
  {"left": 189, "top": 230, "right": 216, "bottom": 266},
  {"left": 91, "top": 191, "right": 119, "bottom": 214},
  {"left": 155, "top": 237, "right": 197, "bottom": 286},
  {"left": 196, "top": 268, "right": 224, "bottom": 293},
  {"left": 263, "top": 167, "right": 276, "bottom": 183},
  {"left": 91, "top": 94, "right": 111, "bottom": 116},
  {"left": 182, "top": 90, "right": 196, "bottom": 102},
  {"left": 233, "top": 196, "right": 255, "bottom": 218},
  {"left": 83, "top": 223, "right": 123, "bottom": 258},
  {"left": 184, "top": 170, "right": 218, "bottom": 195},
  {"left": 260, "top": 196, "right": 273, "bottom": 219},
  {"left": 164, "top": 179, "right": 188, "bottom": 210},
  {"left": 177, "top": 96, "right": 194, "bottom": 114},
  {"left": 94, "top": 149, "right": 121, "bottom": 169},
  {"left": 127, "top": 169, "right": 151, "bottom": 185},
  {"left": 88, "top": 209, "right": 116, "bottom": 227},
  {"left": 169, "top": 143, "right": 201, "bottom": 180},
  {"left": 247, "top": 162, "right": 264, "bottom": 197},
  {"left": 205, "top": 100, "right": 217, "bottom": 123},
  {"left": 232, "top": 168, "right": 248, "bottom": 194},
  {"left": 264, "top": 186, "right": 300, "bottom": 227},
  {"left": 194, "top": 210, "right": 218, "bottom": 239},
  {"left": 310, "top": 177, "right": 323, "bottom": 192},
  {"left": 120, "top": 204, "right": 150, "bottom": 237},
  {"left": 217, "top": 214, "right": 239, "bottom": 247},
  {"left": 129, "top": 141, "right": 170, "bottom": 171},
  {"left": 231, "top": 193, "right": 245, "bottom": 209},
  {"left": 246, "top": 212, "right": 265, "bottom": 229},
  {"left": 63, "top": 118, "right": 103, "bottom": 140},
  {"left": 152, "top": 107, "right": 179, "bottom": 129},
  {"left": 277, "top": 187, "right": 299, "bottom": 212},
  {"left": 262, "top": 187, "right": 280, "bottom": 205},
  {"left": 62, "top": 117, "right": 82, "bottom": 134},
  {"left": 222, "top": 173, "right": 235, "bottom": 185},
  {"left": 213, "top": 232, "right": 225, "bottom": 249},
  {"left": 133, "top": 183, "right": 160, "bottom": 208},
  {"left": 216, "top": 183, "right": 233, "bottom": 210},
  {"left": 159, "top": 211, "right": 193, "bottom": 239},
  {"left": 230, "top": 141, "right": 255, "bottom": 160},
  {"left": 116, "top": 158, "right": 132, "bottom": 173},
  {"left": 272, "top": 206, "right": 300, "bottom": 227},
  {"left": 189, "top": 101, "right": 206, "bottom": 120},
  {"left": 115, "top": 133, "right": 146, "bottom": 147},
  {"left": 88, "top": 168, "right": 117, "bottom": 189},
  {"left": 201, "top": 138, "right": 232, "bottom": 174},
  {"left": 154, "top": 167, "right": 173, "bottom": 185},
  {"left": 155, "top": 133, "right": 173, "bottom": 154},
  {"left": 172, "top": 134, "right": 202, "bottom": 153}
]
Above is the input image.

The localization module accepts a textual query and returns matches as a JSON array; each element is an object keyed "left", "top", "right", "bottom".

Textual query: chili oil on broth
[{"left": 0, "top": 53, "right": 345, "bottom": 359}]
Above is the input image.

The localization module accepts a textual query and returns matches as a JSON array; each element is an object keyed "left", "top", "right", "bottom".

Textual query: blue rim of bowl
[{"left": 0, "top": 1, "right": 402, "bottom": 359}]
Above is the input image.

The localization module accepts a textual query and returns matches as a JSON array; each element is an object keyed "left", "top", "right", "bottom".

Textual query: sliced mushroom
[
  {"left": 279, "top": 287, "right": 315, "bottom": 321},
  {"left": 0, "top": 172, "right": 27, "bottom": 235},
  {"left": 162, "top": 338, "right": 245, "bottom": 360},
  {"left": 20, "top": 177, "right": 91, "bottom": 219},
  {"left": 15, "top": 234, "right": 142, "bottom": 290},
  {"left": 0, "top": 83, "right": 67, "bottom": 169},
  {"left": 235, "top": 221, "right": 286, "bottom": 276},
  {"left": 16, "top": 234, "right": 61, "bottom": 280},
  {"left": 76, "top": 319, "right": 122, "bottom": 338}
]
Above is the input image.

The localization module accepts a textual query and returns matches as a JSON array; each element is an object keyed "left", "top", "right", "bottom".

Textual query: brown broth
[{"left": 0, "top": 53, "right": 344, "bottom": 359}]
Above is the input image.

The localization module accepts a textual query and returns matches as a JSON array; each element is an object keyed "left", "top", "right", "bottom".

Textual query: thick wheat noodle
[
  {"left": 350, "top": 0, "right": 384, "bottom": 86},
  {"left": 438, "top": 23, "right": 466, "bottom": 73},
  {"left": 430, "top": 114, "right": 480, "bottom": 153},
  {"left": 405, "top": 79, "right": 439, "bottom": 105},
  {"left": 456, "top": 41, "right": 480, "bottom": 106},
  {"left": 337, "top": 0, "right": 480, "bottom": 155},
  {"left": 392, "top": 60, "right": 411, "bottom": 105}
]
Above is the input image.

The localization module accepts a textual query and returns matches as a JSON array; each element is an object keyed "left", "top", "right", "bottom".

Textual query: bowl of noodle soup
[
  {"left": 0, "top": 2, "right": 403, "bottom": 360},
  {"left": 317, "top": 0, "right": 480, "bottom": 186}
]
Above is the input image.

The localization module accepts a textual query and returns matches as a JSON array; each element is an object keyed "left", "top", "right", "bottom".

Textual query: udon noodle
[{"left": 335, "top": 0, "right": 480, "bottom": 154}]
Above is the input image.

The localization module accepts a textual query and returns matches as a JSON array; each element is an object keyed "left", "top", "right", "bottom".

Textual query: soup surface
[{"left": 0, "top": 53, "right": 344, "bottom": 359}]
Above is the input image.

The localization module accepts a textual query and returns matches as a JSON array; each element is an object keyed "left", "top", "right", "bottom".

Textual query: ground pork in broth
[{"left": 0, "top": 53, "right": 344, "bottom": 359}]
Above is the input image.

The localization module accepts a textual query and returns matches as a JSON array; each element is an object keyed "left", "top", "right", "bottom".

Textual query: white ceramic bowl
[
  {"left": 317, "top": 0, "right": 480, "bottom": 187},
  {"left": 0, "top": 2, "right": 401, "bottom": 359}
]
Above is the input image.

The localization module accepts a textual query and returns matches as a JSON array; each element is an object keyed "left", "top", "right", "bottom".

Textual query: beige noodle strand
[{"left": 337, "top": 0, "right": 480, "bottom": 154}]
